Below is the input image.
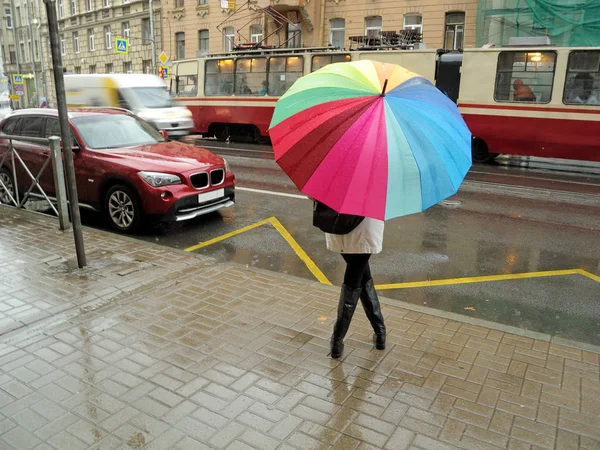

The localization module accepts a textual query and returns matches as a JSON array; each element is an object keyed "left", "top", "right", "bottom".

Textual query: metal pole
[
  {"left": 26, "top": 0, "right": 39, "bottom": 107},
  {"left": 35, "top": 0, "right": 47, "bottom": 102},
  {"left": 9, "top": 0, "right": 22, "bottom": 109},
  {"left": 43, "top": 0, "right": 86, "bottom": 268},
  {"left": 49, "top": 136, "right": 69, "bottom": 230},
  {"left": 149, "top": 0, "right": 157, "bottom": 74}
]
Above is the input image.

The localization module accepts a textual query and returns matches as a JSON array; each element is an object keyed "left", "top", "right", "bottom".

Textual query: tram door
[{"left": 436, "top": 52, "right": 463, "bottom": 103}]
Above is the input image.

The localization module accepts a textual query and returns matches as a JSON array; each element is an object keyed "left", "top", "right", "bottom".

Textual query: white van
[{"left": 64, "top": 74, "right": 194, "bottom": 137}]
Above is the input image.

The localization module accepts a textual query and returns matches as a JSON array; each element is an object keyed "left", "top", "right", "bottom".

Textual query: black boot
[
  {"left": 331, "top": 284, "right": 361, "bottom": 359},
  {"left": 360, "top": 278, "right": 386, "bottom": 350}
]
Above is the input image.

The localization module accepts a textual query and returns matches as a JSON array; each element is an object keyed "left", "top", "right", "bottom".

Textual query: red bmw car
[{"left": 0, "top": 108, "right": 235, "bottom": 231}]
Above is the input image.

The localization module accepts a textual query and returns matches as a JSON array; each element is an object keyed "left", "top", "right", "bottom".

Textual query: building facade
[
  {"left": 0, "top": 0, "right": 164, "bottom": 105},
  {"left": 160, "top": 0, "right": 478, "bottom": 61}
]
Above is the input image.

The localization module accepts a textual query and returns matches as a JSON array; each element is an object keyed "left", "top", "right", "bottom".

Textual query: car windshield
[
  {"left": 72, "top": 114, "right": 166, "bottom": 149},
  {"left": 124, "top": 87, "right": 174, "bottom": 109}
]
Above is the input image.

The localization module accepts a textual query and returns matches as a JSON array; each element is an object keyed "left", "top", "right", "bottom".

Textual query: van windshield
[
  {"left": 72, "top": 114, "right": 166, "bottom": 149},
  {"left": 125, "top": 87, "right": 174, "bottom": 109}
]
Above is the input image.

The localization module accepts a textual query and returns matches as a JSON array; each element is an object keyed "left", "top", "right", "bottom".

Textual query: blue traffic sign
[{"left": 115, "top": 38, "right": 129, "bottom": 54}]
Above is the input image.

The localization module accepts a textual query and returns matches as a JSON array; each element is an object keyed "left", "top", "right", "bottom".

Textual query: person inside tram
[
  {"left": 258, "top": 80, "right": 267, "bottom": 96},
  {"left": 513, "top": 79, "right": 536, "bottom": 102},
  {"left": 572, "top": 73, "right": 599, "bottom": 105}
]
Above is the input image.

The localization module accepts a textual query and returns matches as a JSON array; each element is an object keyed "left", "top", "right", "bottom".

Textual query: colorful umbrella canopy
[{"left": 269, "top": 59, "right": 472, "bottom": 221}]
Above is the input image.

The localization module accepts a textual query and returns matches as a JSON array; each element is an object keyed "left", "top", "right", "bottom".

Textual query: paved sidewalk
[{"left": 0, "top": 207, "right": 599, "bottom": 450}]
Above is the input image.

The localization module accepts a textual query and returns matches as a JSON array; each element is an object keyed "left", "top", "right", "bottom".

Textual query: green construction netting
[{"left": 477, "top": 0, "right": 600, "bottom": 47}]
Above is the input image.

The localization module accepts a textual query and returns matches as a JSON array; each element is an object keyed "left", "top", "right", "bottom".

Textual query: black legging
[{"left": 342, "top": 254, "right": 372, "bottom": 289}]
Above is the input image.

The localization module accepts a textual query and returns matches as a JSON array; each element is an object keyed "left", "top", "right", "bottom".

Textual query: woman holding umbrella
[{"left": 270, "top": 60, "right": 472, "bottom": 359}]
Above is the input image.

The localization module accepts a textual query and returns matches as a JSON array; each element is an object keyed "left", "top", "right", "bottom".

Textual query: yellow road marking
[
  {"left": 184, "top": 216, "right": 332, "bottom": 285},
  {"left": 375, "top": 269, "right": 584, "bottom": 290},
  {"left": 184, "top": 218, "right": 599, "bottom": 290},
  {"left": 576, "top": 269, "right": 600, "bottom": 283}
]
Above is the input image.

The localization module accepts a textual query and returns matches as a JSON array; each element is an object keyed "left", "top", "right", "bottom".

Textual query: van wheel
[
  {"left": 253, "top": 126, "right": 270, "bottom": 145},
  {"left": 105, "top": 185, "right": 142, "bottom": 232},
  {"left": 211, "top": 124, "right": 230, "bottom": 141},
  {"left": 0, "top": 167, "right": 15, "bottom": 205},
  {"left": 471, "top": 137, "right": 498, "bottom": 163}
]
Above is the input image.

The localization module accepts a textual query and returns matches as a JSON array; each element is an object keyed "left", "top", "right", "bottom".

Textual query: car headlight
[
  {"left": 222, "top": 158, "right": 231, "bottom": 173},
  {"left": 138, "top": 171, "right": 182, "bottom": 187}
]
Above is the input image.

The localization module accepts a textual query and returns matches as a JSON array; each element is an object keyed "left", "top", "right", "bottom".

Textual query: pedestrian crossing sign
[
  {"left": 115, "top": 38, "right": 129, "bottom": 54},
  {"left": 12, "top": 74, "right": 24, "bottom": 85}
]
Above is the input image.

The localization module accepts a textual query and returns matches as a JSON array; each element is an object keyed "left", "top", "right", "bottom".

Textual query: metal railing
[{"left": 0, "top": 134, "right": 70, "bottom": 230}]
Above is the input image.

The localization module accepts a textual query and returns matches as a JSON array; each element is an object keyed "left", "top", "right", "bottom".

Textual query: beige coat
[{"left": 325, "top": 218, "right": 384, "bottom": 254}]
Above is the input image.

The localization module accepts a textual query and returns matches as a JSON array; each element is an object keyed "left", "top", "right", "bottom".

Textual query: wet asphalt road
[{"left": 82, "top": 139, "right": 600, "bottom": 346}]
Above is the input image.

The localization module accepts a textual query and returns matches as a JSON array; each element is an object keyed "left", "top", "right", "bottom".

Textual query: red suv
[{"left": 0, "top": 108, "right": 235, "bottom": 231}]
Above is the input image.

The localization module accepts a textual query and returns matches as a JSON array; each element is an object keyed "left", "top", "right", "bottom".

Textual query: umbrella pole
[{"left": 381, "top": 79, "right": 388, "bottom": 97}]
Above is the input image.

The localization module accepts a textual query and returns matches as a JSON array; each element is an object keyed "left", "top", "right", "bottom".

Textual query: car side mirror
[
  {"left": 159, "top": 130, "right": 169, "bottom": 139},
  {"left": 59, "top": 140, "right": 81, "bottom": 152}
]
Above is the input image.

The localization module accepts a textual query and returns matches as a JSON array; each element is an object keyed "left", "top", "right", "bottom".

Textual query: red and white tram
[{"left": 171, "top": 46, "right": 600, "bottom": 163}]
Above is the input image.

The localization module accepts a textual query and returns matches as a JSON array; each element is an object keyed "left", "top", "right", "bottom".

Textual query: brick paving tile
[{"left": 0, "top": 208, "right": 600, "bottom": 450}]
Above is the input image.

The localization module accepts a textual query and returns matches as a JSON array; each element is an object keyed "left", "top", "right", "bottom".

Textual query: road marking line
[
  {"left": 237, "top": 187, "right": 307, "bottom": 200},
  {"left": 184, "top": 218, "right": 272, "bottom": 252},
  {"left": 184, "top": 216, "right": 332, "bottom": 285},
  {"left": 269, "top": 217, "right": 331, "bottom": 285},
  {"left": 375, "top": 269, "right": 584, "bottom": 290},
  {"left": 576, "top": 269, "right": 600, "bottom": 283}
]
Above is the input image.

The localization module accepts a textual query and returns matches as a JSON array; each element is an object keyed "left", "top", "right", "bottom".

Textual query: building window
[
  {"left": 89, "top": 64, "right": 96, "bottom": 73},
  {"left": 121, "top": 22, "right": 130, "bottom": 39},
  {"left": 198, "top": 0, "right": 207, "bottom": 4},
  {"left": 123, "top": 0, "right": 130, "bottom": 3},
  {"left": 223, "top": 26, "right": 234, "bottom": 52},
  {"left": 74, "top": 66, "right": 81, "bottom": 74},
  {"left": 19, "top": 42, "right": 25, "bottom": 61},
  {"left": 175, "top": 0, "right": 183, "bottom": 7},
  {"left": 235, "top": 58, "right": 267, "bottom": 95},
  {"left": 9, "top": 45, "right": 16, "bottom": 64},
  {"left": 563, "top": 51, "right": 600, "bottom": 105},
  {"left": 123, "top": 61, "right": 132, "bottom": 73},
  {"left": 86, "top": 0, "right": 92, "bottom": 12},
  {"left": 268, "top": 56, "right": 303, "bottom": 96},
  {"left": 403, "top": 14, "right": 422, "bottom": 34},
  {"left": 25, "top": 41, "right": 31, "bottom": 62},
  {"left": 73, "top": 31, "right": 79, "bottom": 53},
  {"left": 88, "top": 29, "right": 95, "bottom": 50},
  {"left": 494, "top": 51, "right": 556, "bottom": 104},
  {"left": 60, "top": 37, "right": 65, "bottom": 55},
  {"left": 70, "top": 0, "right": 77, "bottom": 15},
  {"left": 330, "top": 18, "right": 345, "bottom": 48},
  {"left": 250, "top": 24, "right": 263, "bottom": 43},
  {"left": 104, "top": 25, "right": 111, "bottom": 48},
  {"left": 198, "top": 29, "right": 209, "bottom": 53},
  {"left": 445, "top": 12, "right": 465, "bottom": 50},
  {"left": 35, "top": 41, "right": 39, "bottom": 59},
  {"left": 5, "top": 8, "right": 12, "bottom": 28},
  {"left": 103, "top": 0, "right": 109, "bottom": 7},
  {"left": 58, "top": 0, "right": 64, "bottom": 18},
  {"left": 286, "top": 23, "right": 301, "bottom": 48},
  {"left": 142, "top": 59, "right": 152, "bottom": 74},
  {"left": 365, "top": 16, "right": 382, "bottom": 36},
  {"left": 175, "top": 32, "right": 185, "bottom": 59},
  {"left": 142, "top": 18, "right": 151, "bottom": 43},
  {"left": 105, "top": 62, "right": 113, "bottom": 73}
]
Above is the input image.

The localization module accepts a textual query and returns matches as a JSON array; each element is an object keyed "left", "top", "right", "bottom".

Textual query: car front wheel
[{"left": 105, "top": 184, "right": 142, "bottom": 232}]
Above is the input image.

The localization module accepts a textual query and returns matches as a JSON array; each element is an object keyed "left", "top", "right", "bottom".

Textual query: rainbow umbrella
[{"left": 269, "top": 60, "right": 472, "bottom": 220}]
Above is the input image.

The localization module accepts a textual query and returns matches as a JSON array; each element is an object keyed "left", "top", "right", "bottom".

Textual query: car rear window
[{"left": 2, "top": 118, "right": 22, "bottom": 135}]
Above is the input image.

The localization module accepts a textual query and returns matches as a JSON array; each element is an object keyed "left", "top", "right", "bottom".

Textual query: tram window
[
  {"left": 494, "top": 51, "right": 556, "bottom": 104},
  {"left": 563, "top": 51, "right": 600, "bottom": 105},
  {"left": 268, "top": 56, "right": 304, "bottom": 96},
  {"left": 312, "top": 54, "right": 351, "bottom": 72},
  {"left": 176, "top": 75, "right": 198, "bottom": 96},
  {"left": 235, "top": 58, "right": 267, "bottom": 96},
  {"left": 205, "top": 59, "right": 234, "bottom": 96}
]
